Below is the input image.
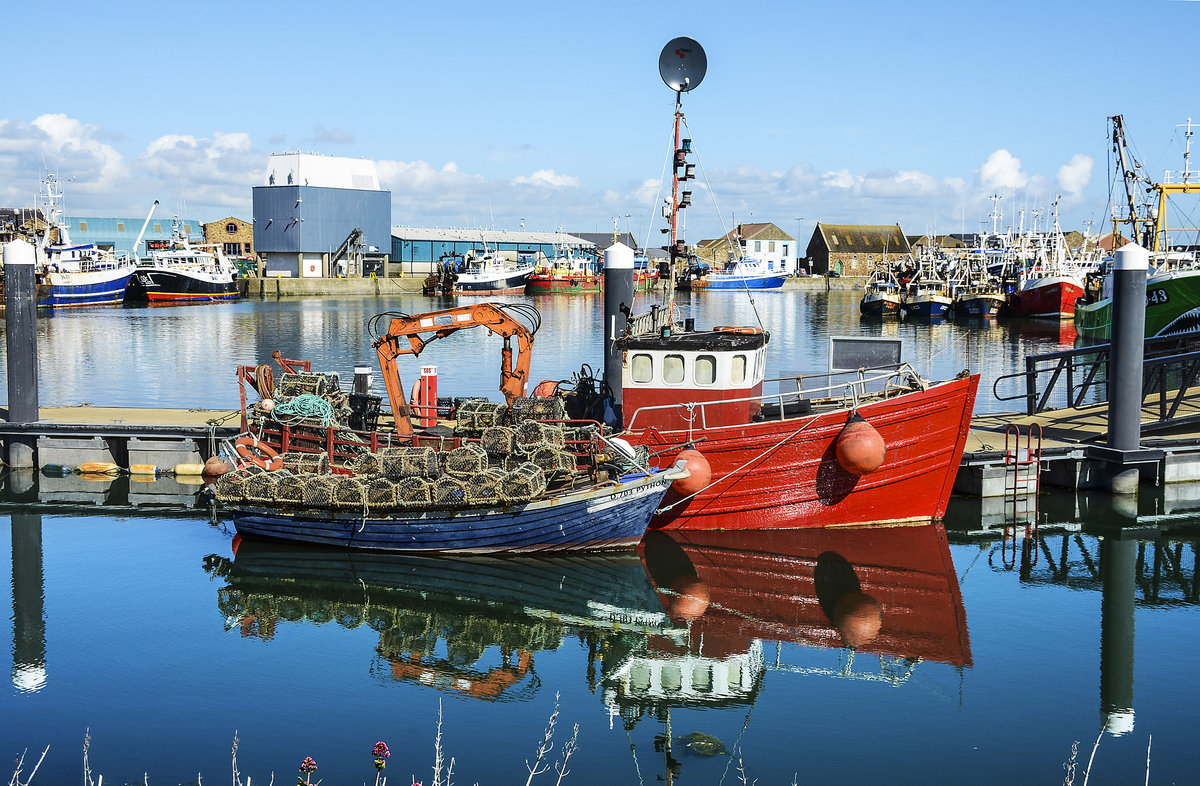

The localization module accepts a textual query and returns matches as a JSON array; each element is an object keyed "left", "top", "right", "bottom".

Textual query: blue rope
[{"left": 270, "top": 393, "right": 336, "bottom": 426}]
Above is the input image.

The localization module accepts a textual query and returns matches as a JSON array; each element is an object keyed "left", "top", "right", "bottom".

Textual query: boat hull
[
  {"left": 1010, "top": 276, "right": 1084, "bottom": 319},
  {"left": 903, "top": 295, "right": 952, "bottom": 319},
  {"left": 525, "top": 274, "right": 602, "bottom": 294},
  {"left": 455, "top": 269, "right": 533, "bottom": 295},
  {"left": 954, "top": 293, "right": 1005, "bottom": 318},
  {"left": 684, "top": 274, "right": 787, "bottom": 291},
  {"left": 859, "top": 293, "right": 901, "bottom": 317},
  {"left": 124, "top": 268, "right": 240, "bottom": 303},
  {"left": 626, "top": 375, "right": 979, "bottom": 531},
  {"left": 1075, "top": 269, "right": 1200, "bottom": 340},
  {"left": 36, "top": 268, "right": 134, "bottom": 308},
  {"left": 230, "top": 470, "right": 676, "bottom": 554}
]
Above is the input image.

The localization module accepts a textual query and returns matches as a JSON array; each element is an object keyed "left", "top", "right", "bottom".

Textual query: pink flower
[
  {"left": 299, "top": 756, "right": 318, "bottom": 774},
  {"left": 373, "top": 741, "right": 391, "bottom": 758}
]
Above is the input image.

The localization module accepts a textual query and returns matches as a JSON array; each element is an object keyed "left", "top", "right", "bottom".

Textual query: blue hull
[
  {"left": 37, "top": 271, "right": 134, "bottom": 308},
  {"left": 955, "top": 296, "right": 1003, "bottom": 318},
  {"left": 698, "top": 275, "right": 786, "bottom": 290},
  {"left": 231, "top": 471, "right": 676, "bottom": 554},
  {"left": 904, "top": 299, "right": 951, "bottom": 319}
]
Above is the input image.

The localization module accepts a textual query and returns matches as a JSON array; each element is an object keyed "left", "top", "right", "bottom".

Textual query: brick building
[
  {"left": 203, "top": 217, "right": 254, "bottom": 258},
  {"left": 806, "top": 223, "right": 910, "bottom": 277}
]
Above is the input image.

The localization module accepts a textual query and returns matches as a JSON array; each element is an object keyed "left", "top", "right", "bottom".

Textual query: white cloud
[
  {"left": 979, "top": 149, "right": 1028, "bottom": 190},
  {"left": 1057, "top": 154, "right": 1094, "bottom": 198},
  {"left": 512, "top": 169, "right": 581, "bottom": 189}
]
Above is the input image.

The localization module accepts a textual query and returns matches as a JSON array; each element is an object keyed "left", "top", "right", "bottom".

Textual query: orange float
[
  {"left": 671, "top": 449, "right": 711, "bottom": 495},
  {"left": 532, "top": 379, "right": 559, "bottom": 398},
  {"left": 234, "top": 435, "right": 283, "bottom": 471},
  {"left": 834, "top": 413, "right": 886, "bottom": 475}
]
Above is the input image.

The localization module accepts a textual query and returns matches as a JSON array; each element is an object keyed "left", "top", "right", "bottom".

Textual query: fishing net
[
  {"left": 510, "top": 395, "right": 566, "bottom": 424},
  {"left": 501, "top": 462, "right": 546, "bottom": 502},
  {"left": 380, "top": 446, "right": 440, "bottom": 480},
  {"left": 443, "top": 443, "right": 488, "bottom": 479},
  {"left": 301, "top": 475, "right": 336, "bottom": 508},
  {"left": 280, "top": 451, "right": 331, "bottom": 475},
  {"left": 394, "top": 477, "right": 433, "bottom": 508},
  {"left": 365, "top": 476, "right": 397, "bottom": 508},
  {"left": 332, "top": 476, "right": 369, "bottom": 509},
  {"left": 455, "top": 398, "right": 508, "bottom": 435},
  {"left": 480, "top": 426, "right": 516, "bottom": 457}
]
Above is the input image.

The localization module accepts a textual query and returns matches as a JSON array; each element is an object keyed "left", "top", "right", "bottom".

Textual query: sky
[{"left": 3, "top": 0, "right": 1199, "bottom": 252}]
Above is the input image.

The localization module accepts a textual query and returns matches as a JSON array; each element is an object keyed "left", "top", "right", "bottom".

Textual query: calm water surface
[{"left": 2, "top": 291, "right": 1195, "bottom": 784}]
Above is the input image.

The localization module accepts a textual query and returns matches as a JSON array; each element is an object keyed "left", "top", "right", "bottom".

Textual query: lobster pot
[
  {"left": 380, "top": 446, "right": 440, "bottom": 480},
  {"left": 332, "top": 476, "right": 369, "bottom": 509},
  {"left": 244, "top": 469, "right": 290, "bottom": 504},
  {"left": 463, "top": 467, "right": 507, "bottom": 505},
  {"left": 365, "top": 476, "right": 397, "bottom": 508},
  {"left": 301, "top": 475, "right": 336, "bottom": 508},
  {"left": 443, "top": 443, "right": 488, "bottom": 479},
  {"left": 528, "top": 446, "right": 579, "bottom": 478},
  {"left": 510, "top": 396, "right": 566, "bottom": 424},
  {"left": 354, "top": 452, "right": 382, "bottom": 475},
  {"left": 501, "top": 462, "right": 546, "bottom": 502},
  {"left": 514, "top": 420, "right": 565, "bottom": 454},
  {"left": 274, "top": 472, "right": 309, "bottom": 505},
  {"left": 433, "top": 476, "right": 469, "bottom": 506},
  {"left": 436, "top": 397, "right": 456, "bottom": 417},
  {"left": 394, "top": 477, "right": 433, "bottom": 508},
  {"left": 480, "top": 426, "right": 516, "bottom": 457},
  {"left": 215, "top": 466, "right": 266, "bottom": 502},
  {"left": 281, "top": 452, "right": 331, "bottom": 475},
  {"left": 277, "top": 372, "right": 340, "bottom": 398},
  {"left": 456, "top": 399, "right": 507, "bottom": 435}
]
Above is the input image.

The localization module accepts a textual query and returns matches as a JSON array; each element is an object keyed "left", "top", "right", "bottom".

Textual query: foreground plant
[{"left": 372, "top": 740, "right": 390, "bottom": 786}]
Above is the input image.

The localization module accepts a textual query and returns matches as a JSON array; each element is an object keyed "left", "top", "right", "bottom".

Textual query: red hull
[
  {"left": 638, "top": 523, "right": 971, "bottom": 665},
  {"left": 627, "top": 375, "right": 979, "bottom": 530},
  {"left": 526, "top": 274, "right": 602, "bottom": 294},
  {"left": 1010, "top": 278, "right": 1084, "bottom": 319}
]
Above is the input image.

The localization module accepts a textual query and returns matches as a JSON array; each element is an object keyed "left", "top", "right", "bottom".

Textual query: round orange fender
[
  {"left": 532, "top": 379, "right": 559, "bottom": 398},
  {"left": 672, "top": 449, "right": 711, "bottom": 495},
  {"left": 714, "top": 325, "right": 763, "bottom": 335},
  {"left": 835, "top": 413, "right": 886, "bottom": 475},
  {"left": 235, "top": 435, "right": 283, "bottom": 471}
]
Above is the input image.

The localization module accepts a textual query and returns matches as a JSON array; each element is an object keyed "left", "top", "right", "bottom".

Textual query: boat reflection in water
[{"left": 205, "top": 537, "right": 681, "bottom": 701}]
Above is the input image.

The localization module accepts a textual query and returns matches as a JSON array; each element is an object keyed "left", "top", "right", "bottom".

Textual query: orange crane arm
[{"left": 371, "top": 302, "right": 538, "bottom": 435}]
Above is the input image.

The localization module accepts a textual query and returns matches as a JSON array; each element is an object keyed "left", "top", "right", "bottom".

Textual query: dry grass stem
[
  {"left": 8, "top": 745, "right": 49, "bottom": 786},
  {"left": 551, "top": 723, "right": 579, "bottom": 786},
  {"left": 523, "top": 693, "right": 561, "bottom": 785}
]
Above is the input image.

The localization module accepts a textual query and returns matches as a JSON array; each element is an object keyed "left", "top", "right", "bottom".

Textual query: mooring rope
[{"left": 270, "top": 393, "right": 335, "bottom": 427}]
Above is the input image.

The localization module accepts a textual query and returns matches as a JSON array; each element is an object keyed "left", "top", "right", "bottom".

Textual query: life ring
[
  {"left": 714, "top": 325, "right": 763, "bottom": 335},
  {"left": 235, "top": 435, "right": 283, "bottom": 471}
]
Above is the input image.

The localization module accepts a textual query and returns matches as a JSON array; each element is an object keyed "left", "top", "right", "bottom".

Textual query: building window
[
  {"left": 154, "top": 224, "right": 161, "bottom": 233},
  {"left": 754, "top": 241, "right": 761, "bottom": 252},
  {"left": 831, "top": 234, "right": 839, "bottom": 245},
  {"left": 769, "top": 241, "right": 775, "bottom": 252},
  {"left": 184, "top": 224, "right": 191, "bottom": 233},
  {"left": 695, "top": 355, "right": 716, "bottom": 385},
  {"left": 782, "top": 244, "right": 789, "bottom": 257},
  {"left": 663, "top": 354, "right": 685, "bottom": 384},
  {"left": 246, "top": 243, "right": 252, "bottom": 253},
  {"left": 79, "top": 221, "right": 87, "bottom": 231},
  {"left": 223, "top": 243, "right": 242, "bottom": 256},
  {"left": 631, "top": 353, "right": 653, "bottom": 384},
  {"left": 116, "top": 223, "right": 125, "bottom": 232},
  {"left": 226, "top": 223, "right": 238, "bottom": 234}
]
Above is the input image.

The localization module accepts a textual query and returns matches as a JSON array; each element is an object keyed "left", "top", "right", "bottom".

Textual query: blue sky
[{"left": 2, "top": 0, "right": 1198, "bottom": 249}]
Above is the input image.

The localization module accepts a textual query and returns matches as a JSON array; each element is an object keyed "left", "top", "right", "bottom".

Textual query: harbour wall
[{"left": 237, "top": 275, "right": 866, "bottom": 298}]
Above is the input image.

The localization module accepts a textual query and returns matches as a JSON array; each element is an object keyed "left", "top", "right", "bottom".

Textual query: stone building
[
  {"left": 694, "top": 223, "right": 795, "bottom": 271},
  {"left": 203, "top": 217, "right": 254, "bottom": 258},
  {"left": 806, "top": 223, "right": 910, "bottom": 276}
]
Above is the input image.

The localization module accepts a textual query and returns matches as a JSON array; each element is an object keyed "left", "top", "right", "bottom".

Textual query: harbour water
[{"left": 2, "top": 290, "right": 1197, "bottom": 784}]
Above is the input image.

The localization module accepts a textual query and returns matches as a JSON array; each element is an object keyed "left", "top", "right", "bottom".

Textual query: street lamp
[{"left": 794, "top": 217, "right": 804, "bottom": 275}]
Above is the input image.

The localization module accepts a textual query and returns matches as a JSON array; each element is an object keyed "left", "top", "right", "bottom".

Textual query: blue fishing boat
[
  {"left": 224, "top": 464, "right": 687, "bottom": 554},
  {"left": 679, "top": 257, "right": 786, "bottom": 290}
]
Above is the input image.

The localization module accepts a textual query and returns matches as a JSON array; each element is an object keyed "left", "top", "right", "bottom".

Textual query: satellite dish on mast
[{"left": 658, "top": 37, "right": 706, "bottom": 92}]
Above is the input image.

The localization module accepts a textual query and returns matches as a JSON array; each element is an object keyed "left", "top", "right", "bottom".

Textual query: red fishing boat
[{"left": 589, "top": 39, "right": 980, "bottom": 532}]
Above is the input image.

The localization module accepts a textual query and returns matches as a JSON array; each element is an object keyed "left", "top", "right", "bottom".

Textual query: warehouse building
[
  {"left": 253, "top": 153, "right": 391, "bottom": 278},
  {"left": 390, "top": 228, "right": 593, "bottom": 277},
  {"left": 806, "top": 223, "right": 910, "bottom": 277}
]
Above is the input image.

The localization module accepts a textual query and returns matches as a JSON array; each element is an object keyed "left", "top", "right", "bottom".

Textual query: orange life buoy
[
  {"left": 235, "top": 435, "right": 283, "bottom": 471},
  {"left": 714, "top": 325, "right": 763, "bottom": 335}
]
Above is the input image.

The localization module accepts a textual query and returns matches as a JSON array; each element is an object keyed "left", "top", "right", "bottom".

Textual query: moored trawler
[{"left": 125, "top": 218, "right": 239, "bottom": 304}]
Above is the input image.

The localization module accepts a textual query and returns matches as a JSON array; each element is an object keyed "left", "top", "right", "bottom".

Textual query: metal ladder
[{"left": 1002, "top": 423, "right": 1042, "bottom": 569}]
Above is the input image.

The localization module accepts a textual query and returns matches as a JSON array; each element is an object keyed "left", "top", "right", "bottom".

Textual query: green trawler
[{"left": 1075, "top": 266, "right": 1200, "bottom": 339}]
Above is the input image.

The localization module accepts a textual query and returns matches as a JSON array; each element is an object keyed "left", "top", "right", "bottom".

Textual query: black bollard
[
  {"left": 1099, "top": 535, "right": 1136, "bottom": 735},
  {"left": 12, "top": 511, "right": 47, "bottom": 693},
  {"left": 1106, "top": 242, "right": 1149, "bottom": 495},
  {"left": 4, "top": 239, "right": 39, "bottom": 468},
  {"left": 603, "top": 242, "right": 634, "bottom": 425}
]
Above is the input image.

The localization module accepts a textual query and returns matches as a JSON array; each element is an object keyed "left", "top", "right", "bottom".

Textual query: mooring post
[
  {"left": 4, "top": 239, "right": 39, "bottom": 468},
  {"left": 1106, "top": 242, "right": 1149, "bottom": 495},
  {"left": 1099, "top": 534, "right": 1136, "bottom": 735},
  {"left": 603, "top": 242, "right": 634, "bottom": 425}
]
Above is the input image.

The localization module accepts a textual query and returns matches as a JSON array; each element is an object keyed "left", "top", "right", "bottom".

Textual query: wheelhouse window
[
  {"left": 695, "top": 355, "right": 716, "bottom": 385},
  {"left": 630, "top": 353, "right": 653, "bottom": 384},
  {"left": 731, "top": 354, "right": 747, "bottom": 384},
  {"left": 663, "top": 354, "right": 685, "bottom": 384}
]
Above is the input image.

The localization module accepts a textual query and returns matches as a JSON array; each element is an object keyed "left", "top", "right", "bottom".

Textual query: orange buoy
[
  {"left": 203, "top": 456, "right": 231, "bottom": 476},
  {"left": 835, "top": 413, "right": 886, "bottom": 475},
  {"left": 260, "top": 398, "right": 275, "bottom": 413},
  {"left": 832, "top": 591, "right": 883, "bottom": 648},
  {"left": 671, "top": 449, "right": 711, "bottom": 495},
  {"left": 668, "top": 575, "right": 711, "bottom": 621},
  {"left": 532, "top": 379, "right": 559, "bottom": 398}
]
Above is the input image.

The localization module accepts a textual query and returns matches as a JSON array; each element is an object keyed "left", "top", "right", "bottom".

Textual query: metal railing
[{"left": 992, "top": 334, "right": 1200, "bottom": 426}]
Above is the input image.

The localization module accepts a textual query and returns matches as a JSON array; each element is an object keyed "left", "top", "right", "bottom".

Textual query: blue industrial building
[
  {"left": 390, "top": 228, "right": 595, "bottom": 277},
  {"left": 252, "top": 153, "right": 391, "bottom": 277},
  {"left": 54, "top": 214, "right": 201, "bottom": 256}
]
